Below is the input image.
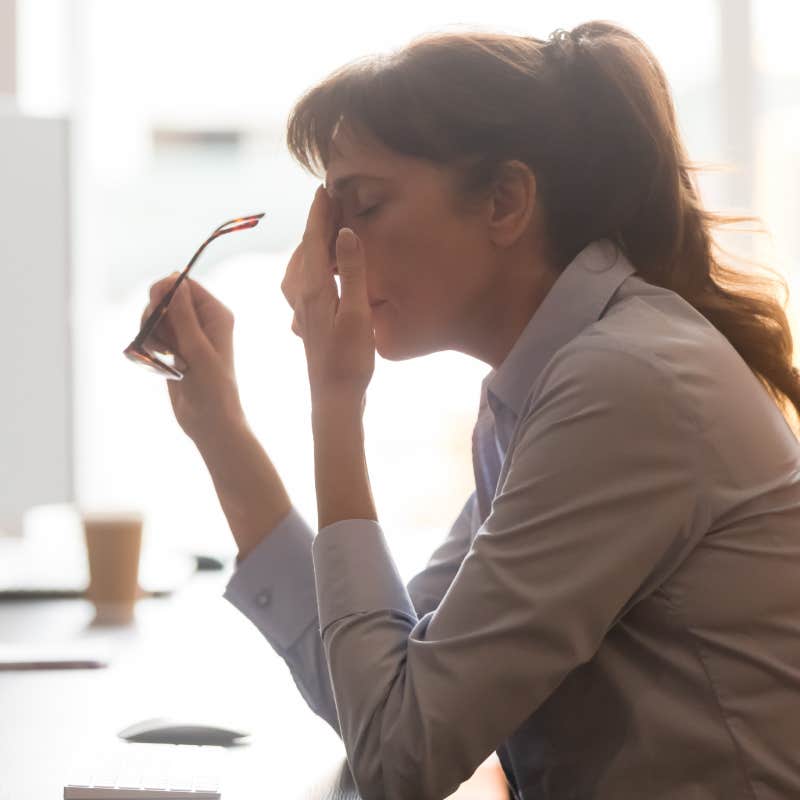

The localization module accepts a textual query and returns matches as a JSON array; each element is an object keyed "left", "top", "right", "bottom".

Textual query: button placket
[{"left": 472, "top": 407, "right": 503, "bottom": 526}]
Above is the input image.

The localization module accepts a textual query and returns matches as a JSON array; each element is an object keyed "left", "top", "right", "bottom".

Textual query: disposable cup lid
[{"left": 80, "top": 508, "right": 144, "bottom": 525}]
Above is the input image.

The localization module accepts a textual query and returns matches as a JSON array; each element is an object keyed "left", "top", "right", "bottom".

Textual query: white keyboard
[{"left": 64, "top": 743, "right": 224, "bottom": 799}]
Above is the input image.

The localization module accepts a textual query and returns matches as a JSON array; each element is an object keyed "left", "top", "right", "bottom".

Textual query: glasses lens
[{"left": 123, "top": 344, "right": 183, "bottom": 380}]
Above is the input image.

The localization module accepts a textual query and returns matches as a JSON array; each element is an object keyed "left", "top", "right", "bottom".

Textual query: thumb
[
  {"left": 163, "top": 273, "right": 211, "bottom": 359},
  {"left": 335, "top": 228, "right": 369, "bottom": 315}
]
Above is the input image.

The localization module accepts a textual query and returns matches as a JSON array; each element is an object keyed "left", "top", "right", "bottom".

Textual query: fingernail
[{"left": 338, "top": 227, "right": 358, "bottom": 252}]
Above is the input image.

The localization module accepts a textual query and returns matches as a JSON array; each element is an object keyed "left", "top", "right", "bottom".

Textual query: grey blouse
[{"left": 225, "top": 239, "right": 800, "bottom": 799}]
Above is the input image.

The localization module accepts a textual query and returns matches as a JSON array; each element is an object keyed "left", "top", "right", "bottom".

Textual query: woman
[{"left": 141, "top": 21, "right": 800, "bottom": 800}]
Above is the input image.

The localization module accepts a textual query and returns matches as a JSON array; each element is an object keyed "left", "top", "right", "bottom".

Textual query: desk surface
[
  {"left": 0, "top": 569, "right": 507, "bottom": 799},
  {"left": 0, "top": 570, "right": 358, "bottom": 799}
]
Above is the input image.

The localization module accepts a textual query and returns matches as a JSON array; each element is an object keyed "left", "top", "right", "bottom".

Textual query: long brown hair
[{"left": 286, "top": 20, "right": 800, "bottom": 431}]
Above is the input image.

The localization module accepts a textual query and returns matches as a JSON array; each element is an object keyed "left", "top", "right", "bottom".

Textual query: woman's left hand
[{"left": 281, "top": 184, "right": 376, "bottom": 409}]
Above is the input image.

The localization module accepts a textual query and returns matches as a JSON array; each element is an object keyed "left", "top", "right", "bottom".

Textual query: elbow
[
  {"left": 349, "top": 755, "right": 452, "bottom": 800},
  {"left": 346, "top": 716, "right": 464, "bottom": 800},
  {"left": 347, "top": 755, "right": 386, "bottom": 800},
  {"left": 345, "top": 718, "right": 393, "bottom": 800}
]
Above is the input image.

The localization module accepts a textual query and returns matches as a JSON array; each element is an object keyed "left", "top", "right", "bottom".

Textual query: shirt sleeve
[
  {"left": 223, "top": 493, "right": 479, "bottom": 735},
  {"left": 311, "top": 343, "right": 710, "bottom": 800},
  {"left": 222, "top": 505, "right": 341, "bottom": 732},
  {"left": 406, "top": 491, "right": 478, "bottom": 617}
]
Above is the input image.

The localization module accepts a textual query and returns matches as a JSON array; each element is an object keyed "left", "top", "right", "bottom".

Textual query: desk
[{"left": 0, "top": 570, "right": 507, "bottom": 799}]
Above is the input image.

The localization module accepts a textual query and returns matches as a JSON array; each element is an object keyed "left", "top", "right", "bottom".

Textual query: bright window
[{"left": 18, "top": 0, "right": 798, "bottom": 577}]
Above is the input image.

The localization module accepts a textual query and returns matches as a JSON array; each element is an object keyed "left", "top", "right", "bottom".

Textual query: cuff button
[{"left": 256, "top": 589, "right": 272, "bottom": 607}]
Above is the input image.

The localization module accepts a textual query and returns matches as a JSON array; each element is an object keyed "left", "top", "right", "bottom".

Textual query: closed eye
[{"left": 355, "top": 203, "right": 381, "bottom": 218}]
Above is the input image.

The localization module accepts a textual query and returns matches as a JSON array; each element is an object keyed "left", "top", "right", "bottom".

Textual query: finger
[
  {"left": 291, "top": 312, "right": 303, "bottom": 338},
  {"left": 301, "top": 185, "right": 337, "bottom": 304},
  {"left": 136, "top": 290, "right": 186, "bottom": 368},
  {"left": 181, "top": 276, "right": 235, "bottom": 355},
  {"left": 149, "top": 275, "right": 176, "bottom": 301},
  {"left": 161, "top": 272, "right": 211, "bottom": 360},
  {"left": 181, "top": 275, "right": 232, "bottom": 320},
  {"left": 335, "top": 227, "right": 369, "bottom": 317},
  {"left": 143, "top": 276, "right": 183, "bottom": 336},
  {"left": 281, "top": 241, "right": 304, "bottom": 310},
  {"left": 141, "top": 303, "right": 156, "bottom": 332},
  {"left": 142, "top": 304, "right": 178, "bottom": 352},
  {"left": 328, "top": 197, "right": 343, "bottom": 270}
]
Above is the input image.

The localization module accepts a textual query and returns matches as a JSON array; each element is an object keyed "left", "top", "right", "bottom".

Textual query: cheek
[
  {"left": 359, "top": 205, "right": 485, "bottom": 325},
  {"left": 372, "top": 238, "right": 473, "bottom": 354},
  {"left": 368, "top": 224, "right": 447, "bottom": 306}
]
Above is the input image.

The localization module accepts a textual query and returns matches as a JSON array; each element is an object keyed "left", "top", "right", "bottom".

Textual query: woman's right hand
[{"left": 140, "top": 273, "right": 245, "bottom": 444}]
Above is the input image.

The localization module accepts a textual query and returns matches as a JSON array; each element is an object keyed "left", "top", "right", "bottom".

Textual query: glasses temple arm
[{"left": 134, "top": 221, "right": 260, "bottom": 344}]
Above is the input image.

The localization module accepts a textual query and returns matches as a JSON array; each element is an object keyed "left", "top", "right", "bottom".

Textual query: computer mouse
[
  {"left": 118, "top": 717, "right": 250, "bottom": 746},
  {"left": 193, "top": 554, "right": 226, "bottom": 571}
]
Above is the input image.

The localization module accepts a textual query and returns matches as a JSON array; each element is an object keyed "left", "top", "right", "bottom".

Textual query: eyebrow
[{"left": 327, "top": 174, "right": 389, "bottom": 196}]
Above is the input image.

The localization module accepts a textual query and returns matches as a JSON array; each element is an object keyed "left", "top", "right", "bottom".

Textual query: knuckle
[
  {"left": 300, "top": 283, "right": 324, "bottom": 303},
  {"left": 285, "top": 245, "right": 303, "bottom": 275},
  {"left": 286, "top": 244, "right": 303, "bottom": 271}
]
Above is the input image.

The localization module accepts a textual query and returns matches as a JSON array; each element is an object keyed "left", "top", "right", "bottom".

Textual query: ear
[{"left": 486, "top": 160, "right": 538, "bottom": 248}]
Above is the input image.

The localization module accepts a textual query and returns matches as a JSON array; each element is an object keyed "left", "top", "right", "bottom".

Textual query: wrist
[
  {"left": 311, "top": 392, "right": 365, "bottom": 425},
  {"left": 190, "top": 409, "right": 250, "bottom": 456},
  {"left": 311, "top": 397, "right": 375, "bottom": 530}
]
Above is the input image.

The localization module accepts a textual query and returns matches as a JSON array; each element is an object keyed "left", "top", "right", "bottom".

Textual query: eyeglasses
[{"left": 123, "top": 213, "right": 265, "bottom": 381}]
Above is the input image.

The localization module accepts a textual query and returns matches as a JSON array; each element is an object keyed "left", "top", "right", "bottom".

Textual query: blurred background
[{"left": 2, "top": 0, "right": 799, "bottom": 578}]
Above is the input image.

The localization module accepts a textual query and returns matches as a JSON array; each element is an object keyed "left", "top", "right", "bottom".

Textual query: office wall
[
  {"left": 0, "top": 0, "right": 15, "bottom": 97},
  {"left": 0, "top": 111, "right": 73, "bottom": 536}
]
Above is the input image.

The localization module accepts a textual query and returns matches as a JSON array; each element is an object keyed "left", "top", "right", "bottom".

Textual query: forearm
[
  {"left": 193, "top": 419, "right": 292, "bottom": 560},
  {"left": 311, "top": 399, "right": 377, "bottom": 530}
]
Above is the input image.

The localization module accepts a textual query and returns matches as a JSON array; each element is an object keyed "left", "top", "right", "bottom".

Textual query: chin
[{"left": 374, "top": 329, "right": 437, "bottom": 362}]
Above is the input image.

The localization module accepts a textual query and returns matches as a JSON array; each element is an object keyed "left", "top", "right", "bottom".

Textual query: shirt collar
[{"left": 483, "top": 239, "right": 636, "bottom": 419}]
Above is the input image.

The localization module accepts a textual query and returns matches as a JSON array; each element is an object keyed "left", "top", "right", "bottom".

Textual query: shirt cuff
[
  {"left": 223, "top": 506, "right": 319, "bottom": 653},
  {"left": 312, "top": 518, "right": 416, "bottom": 634}
]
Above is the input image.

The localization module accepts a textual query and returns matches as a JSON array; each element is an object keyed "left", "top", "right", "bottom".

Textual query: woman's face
[{"left": 325, "top": 124, "right": 497, "bottom": 362}]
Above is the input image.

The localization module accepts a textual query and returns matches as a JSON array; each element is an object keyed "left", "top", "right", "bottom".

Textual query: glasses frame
[{"left": 123, "top": 213, "right": 265, "bottom": 380}]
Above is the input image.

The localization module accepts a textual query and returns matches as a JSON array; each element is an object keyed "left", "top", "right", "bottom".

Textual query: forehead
[
  {"left": 324, "top": 119, "right": 463, "bottom": 205},
  {"left": 325, "top": 121, "right": 415, "bottom": 194}
]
